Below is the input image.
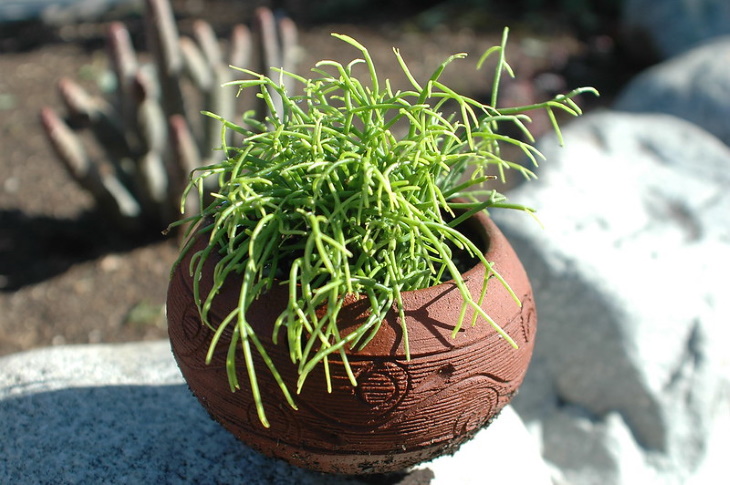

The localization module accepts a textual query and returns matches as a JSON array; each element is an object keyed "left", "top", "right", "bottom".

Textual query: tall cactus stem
[
  {"left": 145, "top": 0, "right": 186, "bottom": 119},
  {"left": 40, "top": 0, "right": 299, "bottom": 235}
]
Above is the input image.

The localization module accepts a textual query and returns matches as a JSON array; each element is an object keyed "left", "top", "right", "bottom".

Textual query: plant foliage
[{"left": 171, "top": 28, "right": 597, "bottom": 427}]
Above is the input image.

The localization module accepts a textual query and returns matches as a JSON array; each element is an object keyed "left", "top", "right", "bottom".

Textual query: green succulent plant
[{"left": 170, "top": 28, "right": 597, "bottom": 426}]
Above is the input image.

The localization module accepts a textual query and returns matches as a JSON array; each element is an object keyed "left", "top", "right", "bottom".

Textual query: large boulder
[
  {"left": 621, "top": 0, "right": 730, "bottom": 60},
  {"left": 0, "top": 341, "right": 551, "bottom": 484},
  {"left": 615, "top": 37, "right": 730, "bottom": 146},
  {"left": 494, "top": 111, "right": 730, "bottom": 484}
]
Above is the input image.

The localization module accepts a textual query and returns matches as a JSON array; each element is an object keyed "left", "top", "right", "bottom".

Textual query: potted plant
[{"left": 166, "top": 29, "right": 596, "bottom": 475}]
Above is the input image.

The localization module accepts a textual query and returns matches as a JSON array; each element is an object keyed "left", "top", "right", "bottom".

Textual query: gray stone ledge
[{"left": 0, "top": 341, "right": 550, "bottom": 485}]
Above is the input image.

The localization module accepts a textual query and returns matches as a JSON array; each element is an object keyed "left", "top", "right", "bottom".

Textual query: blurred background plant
[
  {"left": 34, "top": 0, "right": 627, "bottom": 238},
  {"left": 1, "top": 0, "right": 632, "bottom": 355},
  {"left": 39, "top": 0, "right": 299, "bottom": 235}
]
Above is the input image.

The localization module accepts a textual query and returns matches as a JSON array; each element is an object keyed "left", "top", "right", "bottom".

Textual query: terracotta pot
[{"left": 166, "top": 210, "right": 536, "bottom": 474}]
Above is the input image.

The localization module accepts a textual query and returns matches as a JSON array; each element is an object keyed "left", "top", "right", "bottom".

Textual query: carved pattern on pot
[
  {"left": 174, "top": 302, "right": 209, "bottom": 361},
  {"left": 355, "top": 361, "right": 410, "bottom": 412},
  {"left": 520, "top": 294, "right": 536, "bottom": 344},
  {"left": 451, "top": 379, "right": 501, "bottom": 437}
]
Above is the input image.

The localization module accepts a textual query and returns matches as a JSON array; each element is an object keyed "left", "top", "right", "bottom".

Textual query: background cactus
[{"left": 40, "top": 0, "right": 299, "bottom": 235}]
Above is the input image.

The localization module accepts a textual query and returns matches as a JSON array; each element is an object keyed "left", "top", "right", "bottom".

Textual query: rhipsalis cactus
[
  {"left": 172, "top": 28, "right": 598, "bottom": 426},
  {"left": 40, "top": 0, "right": 299, "bottom": 234}
]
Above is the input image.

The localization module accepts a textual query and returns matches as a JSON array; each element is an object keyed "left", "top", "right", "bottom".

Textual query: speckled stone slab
[{"left": 0, "top": 341, "right": 551, "bottom": 484}]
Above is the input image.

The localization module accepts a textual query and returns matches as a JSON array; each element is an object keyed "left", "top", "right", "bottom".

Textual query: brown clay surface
[{"left": 167, "top": 210, "right": 536, "bottom": 474}]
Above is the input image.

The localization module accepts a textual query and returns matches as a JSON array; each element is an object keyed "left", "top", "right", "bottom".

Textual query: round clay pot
[{"left": 166, "top": 210, "right": 536, "bottom": 475}]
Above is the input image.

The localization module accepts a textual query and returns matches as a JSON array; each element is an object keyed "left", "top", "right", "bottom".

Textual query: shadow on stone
[{"left": 0, "top": 383, "right": 426, "bottom": 484}]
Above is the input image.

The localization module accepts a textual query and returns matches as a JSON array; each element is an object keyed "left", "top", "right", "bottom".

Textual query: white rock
[
  {"left": 622, "top": 0, "right": 730, "bottom": 59},
  {"left": 615, "top": 36, "right": 730, "bottom": 146},
  {"left": 542, "top": 409, "right": 655, "bottom": 485},
  {"left": 495, "top": 111, "right": 730, "bottom": 484},
  {"left": 415, "top": 406, "right": 551, "bottom": 485},
  {"left": 0, "top": 341, "right": 550, "bottom": 484}
]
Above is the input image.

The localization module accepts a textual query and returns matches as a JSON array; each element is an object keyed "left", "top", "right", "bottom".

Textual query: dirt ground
[{"left": 0, "top": 1, "right": 639, "bottom": 356}]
